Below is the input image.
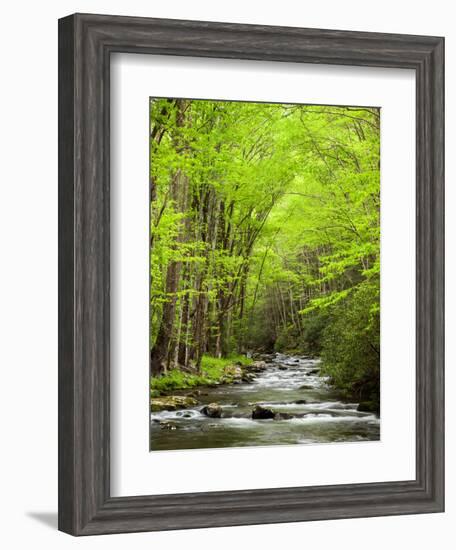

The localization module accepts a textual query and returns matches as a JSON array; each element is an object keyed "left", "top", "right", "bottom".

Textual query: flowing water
[{"left": 150, "top": 354, "right": 380, "bottom": 451}]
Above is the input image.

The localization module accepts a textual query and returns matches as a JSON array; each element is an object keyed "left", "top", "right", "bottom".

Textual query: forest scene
[{"left": 149, "top": 98, "right": 380, "bottom": 451}]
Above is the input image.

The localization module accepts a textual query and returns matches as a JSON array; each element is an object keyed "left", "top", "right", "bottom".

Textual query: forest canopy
[{"left": 149, "top": 98, "right": 380, "bottom": 406}]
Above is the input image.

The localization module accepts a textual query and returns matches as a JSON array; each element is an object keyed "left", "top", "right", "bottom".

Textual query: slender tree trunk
[{"left": 150, "top": 100, "right": 189, "bottom": 376}]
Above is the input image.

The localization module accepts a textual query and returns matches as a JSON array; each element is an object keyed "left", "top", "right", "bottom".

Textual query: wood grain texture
[
  {"left": 58, "top": 13, "right": 445, "bottom": 535},
  {"left": 58, "top": 15, "right": 76, "bottom": 535}
]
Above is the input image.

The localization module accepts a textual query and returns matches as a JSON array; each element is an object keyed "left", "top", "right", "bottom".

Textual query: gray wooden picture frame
[{"left": 58, "top": 13, "right": 445, "bottom": 536}]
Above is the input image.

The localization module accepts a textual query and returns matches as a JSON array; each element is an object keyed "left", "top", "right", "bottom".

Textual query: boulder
[
  {"left": 201, "top": 402, "right": 223, "bottom": 418},
  {"left": 150, "top": 395, "right": 199, "bottom": 412},
  {"left": 248, "top": 360, "right": 267, "bottom": 373},
  {"left": 241, "top": 372, "right": 256, "bottom": 383},
  {"left": 277, "top": 365, "right": 288, "bottom": 371},
  {"left": 220, "top": 364, "right": 243, "bottom": 384},
  {"left": 299, "top": 384, "right": 314, "bottom": 390},
  {"left": 224, "top": 365, "right": 243, "bottom": 378},
  {"left": 294, "top": 399, "right": 307, "bottom": 404},
  {"left": 159, "top": 421, "right": 177, "bottom": 430},
  {"left": 306, "top": 369, "right": 320, "bottom": 376},
  {"left": 252, "top": 405, "right": 276, "bottom": 419}
]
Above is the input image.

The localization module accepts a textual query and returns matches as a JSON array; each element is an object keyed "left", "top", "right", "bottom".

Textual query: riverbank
[
  {"left": 151, "top": 352, "right": 379, "bottom": 416},
  {"left": 150, "top": 353, "right": 380, "bottom": 450},
  {"left": 150, "top": 354, "right": 257, "bottom": 398}
]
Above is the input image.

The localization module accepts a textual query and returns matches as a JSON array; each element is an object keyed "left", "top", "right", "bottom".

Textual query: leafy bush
[
  {"left": 320, "top": 281, "right": 380, "bottom": 410},
  {"left": 274, "top": 325, "right": 298, "bottom": 352},
  {"left": 273, "top": 311, "right": 328, "bottom": 355},
  {"left": 150, "top": 353, "right": 253, "bottom": 394},
  {"left": 299, "top": 310, "right": 330, "bottom": 355}
]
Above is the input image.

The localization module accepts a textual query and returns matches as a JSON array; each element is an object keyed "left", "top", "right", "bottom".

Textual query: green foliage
[
  {"left": 320, "top": 280, "right": 380, "bottom": 408},
  {"left": 274, "top": 325, "right": 299, "bottom": 353},
  {"left": 149, "top": 99, "right": 380, "bottom": 401},
  {"left": 272, "top": 311, "right": 329, "bottom": 356},
  {"left": 150, "top": 354, "right": 253, "bottom": 394},
  {"left": 299, "top": 311, "right": 330, "bottom": 355}
]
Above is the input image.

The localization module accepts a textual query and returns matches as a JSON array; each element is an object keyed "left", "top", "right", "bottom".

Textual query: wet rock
[
  {"left": 277, "top": 365, "right": 288, "bottom": 371},
  {"left": 224, "top": 365, "right": 243, "bottom": 378},
  {"left": 220, "top": 364, "right": 243, "bottom": 384},
  {"left": 299, "top": 384, "right": 314, "bottom": 390},
  {"left": 201, "top": 402, "right": 223, "bottom": 418},
  {"left": 186, "top": 389, "right": 203, "bottom": 397},
  {"left": 293, "top": 358, "right": 300, "bottom": 363},
  {"left": 294, "top": 399, "right": 307, "bottom": 404},
  {"left": 306, "top": 369, "right": 320, "bottom": 376},
  {"left": 252, "top": 405, "right": 276, "bottom": 419},
  {"left": 150, "top": 395, "right": 199, "bottom": 412},
  {"left": 248, "top": 360, "right": 267, "bottom": 373},
  {"left": 241, "top": 372, "right": 256, "bottom": 383},
  {"left": 254, "top": 352, "right": 274, "bottom": 361},
  {"left": 159, "top": 421, "right": 178, "bottom": 430}
]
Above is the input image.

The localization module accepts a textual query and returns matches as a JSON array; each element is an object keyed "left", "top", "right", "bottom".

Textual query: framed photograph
[
  {"left": 58, "top": 13, "right": 444, "bottom": 535},
  {"left": 147, "top": 97, "right": 382, "bottom": 451}
]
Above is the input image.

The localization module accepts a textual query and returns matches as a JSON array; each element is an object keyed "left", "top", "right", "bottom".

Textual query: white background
[
  {"left": 0, "top": 1, "right": 453, "bottom": 549},
  {"left": 111, "top": 55, "right": 416, "bottom": 496}
]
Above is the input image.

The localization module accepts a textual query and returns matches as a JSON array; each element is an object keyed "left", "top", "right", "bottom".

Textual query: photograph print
[{"left": 149, "top": 98, "right": 380, "bottom": 451}]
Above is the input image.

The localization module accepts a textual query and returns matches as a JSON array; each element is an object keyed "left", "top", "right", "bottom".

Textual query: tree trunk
[{"left": 150, "top": 100, "right": 189, "bottom": 376}]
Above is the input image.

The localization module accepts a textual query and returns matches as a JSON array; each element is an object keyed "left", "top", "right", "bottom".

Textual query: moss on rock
[{"left": 150, "top": 395, "right": 199, "bottom": 412}]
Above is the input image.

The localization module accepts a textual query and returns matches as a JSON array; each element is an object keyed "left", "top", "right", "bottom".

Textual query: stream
[{"left": 150, "top": 353, "right": 380, "bottom": 451}]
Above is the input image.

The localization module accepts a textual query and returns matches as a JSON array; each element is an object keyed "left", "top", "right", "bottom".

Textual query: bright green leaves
[{"left": 150, "top": 98, "right": 380, "bottom": 394}]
